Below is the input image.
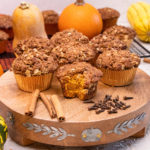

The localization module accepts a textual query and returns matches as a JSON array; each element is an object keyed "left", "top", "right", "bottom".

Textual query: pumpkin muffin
[
  {"left": 90, "top": 34, "right": 128, "bottom": 54},
  {"left": 51, "top": 42, "right": 95, "bottom": 66},
  {"left": 57, "top": 62, "right": 102, "bottom": 100},
  {"left": 50, "top": 29, "right": 89, "bottom": 47},
  {"left": 103, "top": 25, "right": 136, "bottom": 47},
  {"left": 0, "top": 14, "right": 13, "bottom": 39},
  {"left": 12, "top": 51, "right": 58, "bottom": 92},
  {"left": 98, "top": 7, "right": 120, "bottom": 31},
  {"left": 0, "top": 30, "right": 9, "bottom": 54},
  {"left": 42, "top": 10, "right": 59, "bottom": 37},
  {"left": 14, "top": 37, "right": 54, "bottom": 57},
  {"left": 96, "top": 50, "right": 140, "bottom": 86}
]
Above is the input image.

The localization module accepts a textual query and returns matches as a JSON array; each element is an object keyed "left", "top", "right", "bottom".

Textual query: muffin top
[
  {"left": 50, "top": 29, "right": 89, "bottom": 47},
  {"left": 51, "top": 42, "right": 95, "bottom": 65},
  {"left": 90, "top": 34, "right": 128, "bottom": 53},
  {"left": 14, "top": 37, "right": 54, "bottom": 56},
  {"left": 103, "top": 25, "right": 136, "bottom": 41},
  {"left": 98, "top": 7, "right": 120, "bottom": 19},
  {"left": 12, "top": 51, "right": 58, "bottom": 77},
  {"left": 96, "top": 50, "right": 140, "bottom": 70},
  {"left": 42, "top": 10, "right": 59, "bottom": 24},
  {"left": 0, "top": 30, "right": 9, "bottom": 40},
  {"left": 57, "top": 62, "right": 103, "bottom": 83},
  {"left": 0, "top": 15, "right": 12, "bottom": 29}
]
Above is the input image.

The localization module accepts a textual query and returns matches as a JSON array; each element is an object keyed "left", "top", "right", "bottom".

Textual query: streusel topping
[
  {"left": 96, "top": 50, "right": 140, "bottom": 70},
  {"left": 12, "top": 51, "right": 58, "bottom": 77},
  {"left": 14, "top": 37, "right": 54, "bottom": 56}
]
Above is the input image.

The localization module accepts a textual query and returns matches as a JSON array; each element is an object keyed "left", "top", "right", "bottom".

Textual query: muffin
[
  {"left": 96, "top": 50, "right": 140, "bottom": 86},
  {"left": 0, "top": 30, "right": 9, "bottom": 54},
  {"left": 103, "top": 25, "right": 136, "bottom": 47},
  {"left": 0, "top": 14, "right": 13, "bottom": 39},
  {"left": 57, "top": 62, "right": 103, "bottom": 100},
  {"left": 90, "top": 34, "right": 128, "bottom": 54},
  {"left": 42, "top": 10, "right": 59, "bottom": 37},
  {"left": 50, "top": 29, "right": 89, "bottom": 47},
  {"left": 51, "top": 42, "right": 95, "bottom": 66},
  {"left": 98, "top": 7, "right": 120, "bottom": 31},
  {"left": 12, "top": 51, "right": 58, "bottom": 92},
  {"left": 14, "top": 37, "right": 54, "bottom": 57}
]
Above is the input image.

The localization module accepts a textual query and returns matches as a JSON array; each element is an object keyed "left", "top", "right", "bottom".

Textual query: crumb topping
[
  {"left": 98, "top": 7, "right": 120, "bottom": 19},
  {"left": 50, "top": 29, "right": 89, "bottom": 47},
  {"left": 14, "top": 37, "right": 54, "bottom": 56},
  {"left": 0, "top": 30, "right": 9, "bottom": 40},
  {"left": 90, "top": 34, "right": 128, "bottom": 53},
  {"left": 96, "top": 50, "right": 140, "bottom": 70},
  {"left": 51, "top": 42, "right": 95, "bottom": 65},
  {"left": 0, "top": 15, "right": 12, "bottom": 29},
  {"left": 42, "top": 10, "right": 59, "bottom": 24},
  {"left": 103, "top": 25, "right": 136, "bottom": 41},
  {"left": 12, "top": 51, "right": 58, "bottom": 77},
  {"left": 57, "top": 62, "right": 103, "bottom": 84}
]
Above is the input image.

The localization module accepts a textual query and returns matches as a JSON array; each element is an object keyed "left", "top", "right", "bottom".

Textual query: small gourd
[
  {"left": 127, "top": 2, "right": 150, "bottom": 42},
  {"left": 12, "top": 2, "right": 47, "bottom": 48},
  {"left": 0, "top": 116, "right": 7, "bottom": 150},
  {"left": 58, "top": 0, "right": 103, "bottom": 39}
]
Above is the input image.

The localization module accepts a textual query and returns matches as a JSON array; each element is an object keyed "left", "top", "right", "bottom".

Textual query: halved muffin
[
  {"left": 57, "top": 62, "right": 102, "bottom": 100},
  {"left": 12, "top": 51, "right": 58, "bottom": 92}
]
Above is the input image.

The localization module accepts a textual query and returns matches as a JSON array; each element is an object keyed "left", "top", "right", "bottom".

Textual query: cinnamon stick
[
  {"left": 51, "top": 95, "right": 65, "bottom": 122},
  {"left": 144, "top": 58, "right": 150, "bottom": 63},
  {"left": 25, "top": 89, "right": 40, "bottom": 117},
  {"left": 40, "top": 92, "right": 56, "bottom": 118}
]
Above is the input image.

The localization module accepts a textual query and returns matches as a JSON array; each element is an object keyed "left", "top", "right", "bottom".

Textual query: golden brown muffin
[
  {"left": 14, "top": 37, "right": 54, "bottom": 57},
  {"left": 96, "top": 50, "right": 140, "bottom": 86},
  {"left": 103, "top": 25, "right": 136, "bottom": 47},
  {"left": 0, "top": 30, "right": 9, "bottom": 54},
  {"left": 51, "top": 42, "right": 95, "bottom": 66},
  {"left": 57, "top": 62, "right": 103, "bottom": 100},
  {"left": 12, "top": 51, "right": 58, "bottom": 92},
  {"left": 0, "top": 14, "right": 13, "bottom": 39},
  {"left": 50, "top": 29, "right": 89, "bottom": 47},
  {"left": 98, "top": 7, "right": 120, "bottom": 31},
  {"left": 42, "top": 10, "right": 59, "bottom": 36},
  {"left": 90, "top": 34, "right": 128, "bottom": 54}
]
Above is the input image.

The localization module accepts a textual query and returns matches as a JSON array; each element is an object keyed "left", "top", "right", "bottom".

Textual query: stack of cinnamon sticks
[{"left": 25, "top": 89, "right": 65, "bottom": 122}]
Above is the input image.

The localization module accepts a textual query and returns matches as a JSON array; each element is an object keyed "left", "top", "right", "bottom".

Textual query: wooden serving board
[{"left": 0, "top": 69, "right": 150, "bottom": 147}]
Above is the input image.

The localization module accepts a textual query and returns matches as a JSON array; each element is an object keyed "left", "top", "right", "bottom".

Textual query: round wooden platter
[{"left": 0, "top": 69, "right": 150, "bottom": 147}]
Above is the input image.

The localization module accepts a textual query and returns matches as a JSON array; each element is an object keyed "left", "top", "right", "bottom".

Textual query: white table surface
[{"left": 1, "top": 0, "right": 150, "bottom": 149}]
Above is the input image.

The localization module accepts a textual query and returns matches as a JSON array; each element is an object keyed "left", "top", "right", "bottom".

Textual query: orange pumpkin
[
  {"left": 0, "top": 65, "right": 3, "bottom": 76},
  {"left": 58, "top": 0, "right": 103, "bottom": 39},
  {"left": 12, "top": 2, "right": 47, "bottom": 48}
]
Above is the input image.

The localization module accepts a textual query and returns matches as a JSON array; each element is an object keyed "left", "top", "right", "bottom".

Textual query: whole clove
[
  {"left": 86, "top": 94, "right": 132, "bottom": 115},
  {"left": 123, "top": 96, "right": 134, "bottom": 100}
]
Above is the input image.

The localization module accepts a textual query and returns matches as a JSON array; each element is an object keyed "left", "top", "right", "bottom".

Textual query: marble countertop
[{"left": 2, "top": 0, "right": 150, "bottom": 149}]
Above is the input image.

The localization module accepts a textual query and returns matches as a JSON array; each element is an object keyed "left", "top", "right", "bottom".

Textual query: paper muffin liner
[
  {"left": 14, "top": 73, "right": 53, "bottom": 92},
  {"left": 102, "top": 17, "right": 118, "bottom": 31},
  {"left": 0, "top": 40, "right": 8, "bottom": 54},
  {"left": 100, "top": 67, "right": 137, "bottom": 86}
]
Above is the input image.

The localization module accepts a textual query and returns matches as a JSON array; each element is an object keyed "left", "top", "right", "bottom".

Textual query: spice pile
[{"left": 84, "top": 95, "right": 133, "bottom": 114}]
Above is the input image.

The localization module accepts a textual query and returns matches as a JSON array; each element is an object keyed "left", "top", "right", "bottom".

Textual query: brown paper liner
[
  {"left": 14, "top": 73, "right": 53, "bottom": 92},
  {"left": 102, "top": 17, "right": 118, "bottom": 32},
  {"left": 45, "top": 23, "right": 58, "bottom": 36},
  {"left": 0, "top": 40, "right": 8, "bottom": 54},
  {"left": 100, "top": 67, "right": 137, "bottom": 86}
]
